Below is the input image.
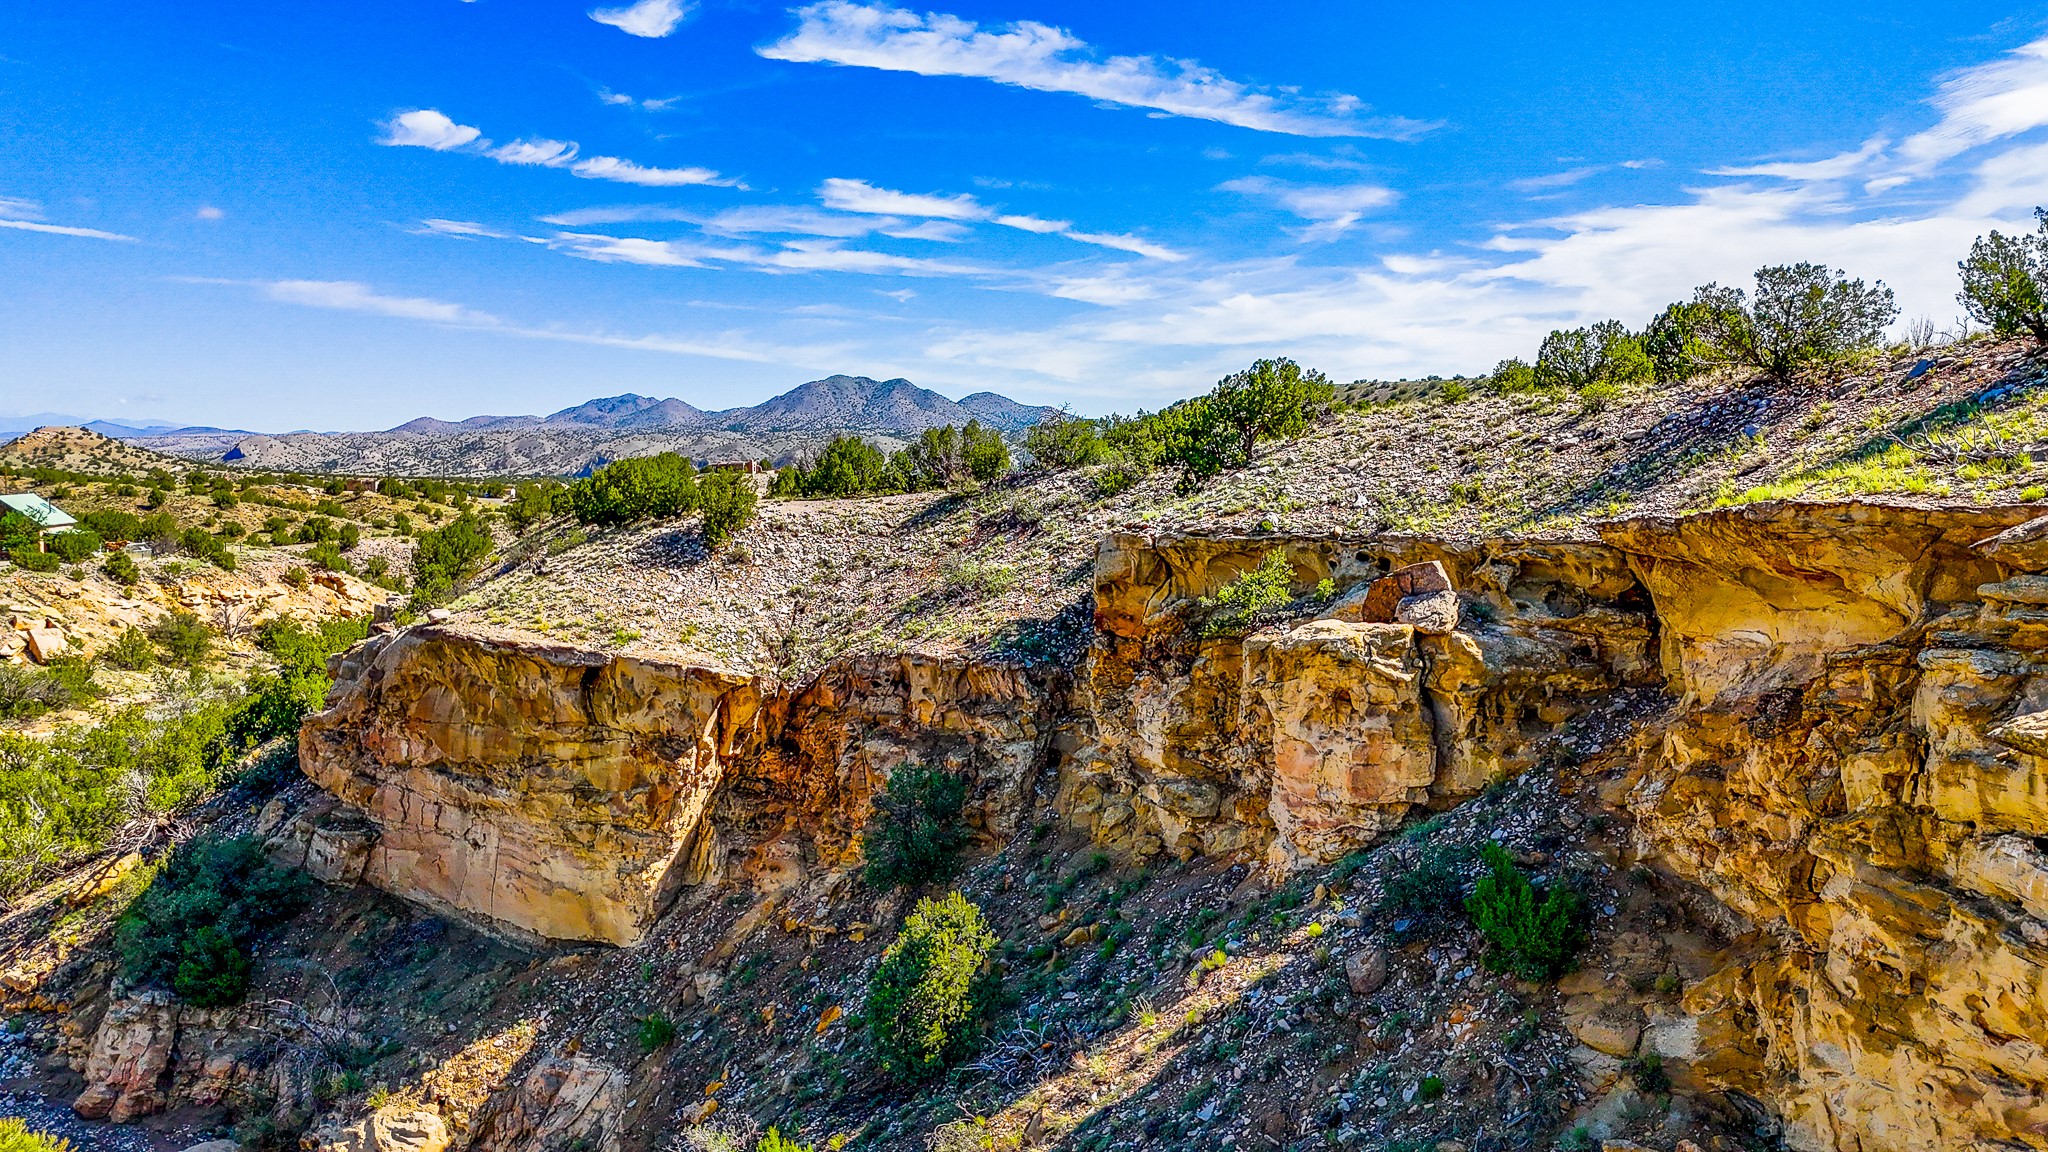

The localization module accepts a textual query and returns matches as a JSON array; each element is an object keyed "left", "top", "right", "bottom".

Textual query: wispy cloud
[
  {"left": 589, "top": 0, "right": 692, "bottom": 38},
  {"left": 760, "top": 2, "right": 1435, "bottom": 139},
  {"left": 0, "top": 197, "right": 134, "bottom": 241},
  {"left": 819, "top": 177, "right": 987, "bottom": 219},
  {"left": 1506, "top": 165, "right": 1605, "bottom": 192},
  {"left": 1219, "top": 175, "right": 1398, "bottom": 239},
  {"left": 378, "top": 109, "right": 482, "bottom": 151},
  {"left": 375, "top": 109, "right": 739, "bottom": 188},
  {"left": 1064, "top": 230, "right": 1184, "bottom": 261},
  {"left": 264, "top": 280, "right": 496, "bottom": 325},
  {"left": 814, "top": 177, "right": 1182, "bottom": 257},
  {"left": 411, "top": 219, "right": 508, "bottom": 240},
  {"left": 491, "top": 138, "right": 579, "bottom": 167},
  {"left": 597, "top": 88, "right": 680, "bottom": 110},
  {"left": 1708, "top": 35, "right": 2048, "bottom": 193},
  {"left": 571, "top": 155, "right": 732, "bottom": 187},
  {"left": 545, "top": 230, "right": 988, "bottom": 277}
]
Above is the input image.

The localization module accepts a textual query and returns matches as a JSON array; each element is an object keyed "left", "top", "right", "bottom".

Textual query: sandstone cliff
[{"left": 259, "top": 498, "right": 2048, "bottom": 1152}]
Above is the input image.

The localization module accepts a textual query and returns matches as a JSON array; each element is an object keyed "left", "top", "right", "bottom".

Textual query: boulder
[
  {"left": 308, "top": 1106, "right": 450, "bottom": 1152},
  {"left": 1325, "top": 560, "right": 1452, "bottom": 624},
  {"left": 1394, "top": 589, "right": 1459, "bottom": 634},
  {"left": 1344, "top": 945, "right": 1388, "bottom": 996},
  {"left": 23, "top": 625, "right": 66, "bottom": 665},
  {"left": 72, "top": 996, "right": 179, "bottom": 1122}
]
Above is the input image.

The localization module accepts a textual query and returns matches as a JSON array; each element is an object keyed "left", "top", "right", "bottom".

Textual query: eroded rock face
[
  {"left": 302, "top": 629, "right": 1062, "bottom": 948},
  {"left": 73, "top": 995, "right": 178, "bottom": 1122},
  {"left": 301, "top": 627, "right": 755, "bottom": 946},
  {"left": 1605, "top": 502, "right": 2048, "bottom": 1152},
  {"left": 1071, "top": 530, "right": 1655, "bottom": 864},
  {"left": 469, "top": 1054, "right": 624, "bottom": 1152}
]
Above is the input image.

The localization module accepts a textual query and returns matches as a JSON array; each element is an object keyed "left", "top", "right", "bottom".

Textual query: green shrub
[
  {"left": 0, "top": 1118, "right": 71, "bottom": 1151},
  {"left": 697, "top": 471, "right": 758, "bottom": 550},
  {"left": 409, "top": 512, "right": 494, "bottom": 605},
  {"left": 1577, "top": 380, "right": 1621, "bottom": 414},
  {"left": 45, "top": 530, "right": 101, "bottom": 564},
  {"left": 865, "top": 890, "right": 998, "bottom": 1080},
  {"left": 1200, "top": 549, "right": 1296, "bottom": 637},
  {"left": 756, "top": 1130, "right": 813, "bottom": 1152},
  {"left": 102, "top": 550, "right": 140, "bottom": 586},
  {"left": 0, "top": 659, "right": 96, "bottom": 721},
  {"left": 504, "top": 479, "right": 568, "bottom": 534},
  {"left": 100, "top": 627, "right": 157, "bottom": 671},
  {"left": 569, "top": 453, "right": 699, "bottom": 526},
  {"left": 772, "top": 436, "right": 890, "bottom": 499},
  {"left": 1691, "top": 263, "right": 1899, "bottom": 381},
  {"left": 1381, "top": 839, "right": 1471, "bottom": 925},
  {"left": 307, "top": 540, "right": 349, "bottom": 573},
  {"left": 283, "top": 566, "right": 310, "bottom": 589},
  {"left": 1024, "top": 411, "right": 1108, "bottom": 468},
  {"left": 1465, "top": 843, "right": 1585, "bottom": 981},
  {"left": 637, "top": 1012, "right": 677, "bottom": 1051},
  {"left": 116, "top": 834, "right": 311, "bottom": 1006},
  {"left": 1958, "top": 207, "right": 2048, "bottom": 343},
  {"left": 149, "top": 612, "right": 213, "bottom": 668},
  {"left": 8, "top": 547, "right": 58, "bottom": 574},
  {"left": 1486, "top": 357, "right": 1538, "bottom": 394},
  {"left": 861, "top": 764, "right": 971, "bottom": 890}
]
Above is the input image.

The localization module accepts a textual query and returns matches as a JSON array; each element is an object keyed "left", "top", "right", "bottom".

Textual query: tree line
[{"left": 769, "top": 420, "right": 1012, "bottom": 499}]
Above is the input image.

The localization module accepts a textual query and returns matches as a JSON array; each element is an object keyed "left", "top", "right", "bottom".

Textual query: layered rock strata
[{"left": 292, "top": 500, "right": 2048, "bottom": 1152}]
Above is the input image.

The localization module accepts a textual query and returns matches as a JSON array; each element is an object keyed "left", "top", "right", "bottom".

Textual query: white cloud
[
  {"left": 571, "top": 155, "right": 734, "bottom": 187},
  {"left": 0, "top": 198, "right": 134, "bottom": 241},
  {"left": 815, "top": 177, "right": 1180, "bottom": 257},
  {"left": 1507, "top": 165, "right": 1606, "bottom": 192},
  {"left": 264, "top": 280, "right": 496, "bottom": 325},
  {"left": 1899, "top": 36, "right": 2048, "bottom": 171},
  {"left": 0, "top": 218, "right": 136, "bottom": 241},
  {"left": 1708, "top": 35, "right": 2048, "bottom": 191},
  {"left": 242, "top": 276, "right": 851, "bottom": 367},
  {"left": 590, "top": 0, "right": 692, "bottom": 38},
  {"left": 491, "top": 138, "right": 579, "bottom": 167},
  {"left": 1219, "top": 176, "right": 1398, "bottom": 239},
  {"left": 378, "top": 109, "right": 482, "bottom": 151},
  {"left": 412, "top": 218, "right": 508, "bottom": 240},
  {"left": 195, "top": 205, "right": 225, "bottom": 221},
  {"left": 819, "top": 177, "right": 989, "bottom": 219},
  {"left": 1710, "top": 137, "right": 1887, "bottom": 181},
  {"left": 1064, "top": 230, "right": 1185, "bottom": 261},
  {"left": 761, "top": 2, "right": 1433, "bottom": 139},
  {"left": 374, "top": 112, "right": 735, "bottom": 187},
  {"left": 597, "top": 88, "right": 680, "bottom": 110},
  {"left": 995, "top": 213, "right": 1069, "bottom": 233},
  {"left": 881, "top": 219, "right": 972, "bottom": 241},
  {"left": 546, "top": 230, "right": 988, "bottom": 278}
]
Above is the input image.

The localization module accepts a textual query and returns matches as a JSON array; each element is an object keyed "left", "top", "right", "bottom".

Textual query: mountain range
[{"left": 83, "top": 375, "right": 1059, "bottom": 478}]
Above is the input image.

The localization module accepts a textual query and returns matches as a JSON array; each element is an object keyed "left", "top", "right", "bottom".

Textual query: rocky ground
[{"left": 457, "top": 336, "right": 2048, "bottom": 681}]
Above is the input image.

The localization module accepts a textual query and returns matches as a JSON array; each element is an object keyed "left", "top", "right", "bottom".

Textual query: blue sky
[{"left": 3, "top": 2, "right": 2047, "bottom": 430}]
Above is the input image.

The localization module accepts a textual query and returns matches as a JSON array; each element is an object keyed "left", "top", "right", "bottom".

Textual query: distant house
[
  {"left": 703, "top": 460, "right": 763, "bottom": 475},
  {"left": 0, "top": 493, "right": 76, "bottom": 551}
]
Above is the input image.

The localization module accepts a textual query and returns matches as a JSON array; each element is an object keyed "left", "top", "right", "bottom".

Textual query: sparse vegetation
[
  {"left": 1200, "top": 549, "right": 1297, "bottom": 636},
  {"left": 1959, "top": 207, "right": 2048, "bottom": 343},
  {"left": 860, "top": 764, "right": 971, "bottom": 890},
  {"left": 115, "top": 833, "right": 312, "bottom": 1007},
  {"left": 1465, "top": 843, "right": 1586, "bottom": 981},
  {"left": 865, "top": 890, "right": 998, "bottom": 1080}
]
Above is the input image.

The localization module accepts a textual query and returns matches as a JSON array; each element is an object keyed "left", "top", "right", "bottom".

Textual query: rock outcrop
[
  {"left": 292, "top": 500, "right": 2048, "bottom": 1152},
  {"left": 1071, "top": 531, "right": 1655, "bottom": 865},
  {"left": 301, "top": 627, "right": 754, "bottom": 946},
  {"left": 300, "top": 629, "right": 1062, "bottom": 947}
]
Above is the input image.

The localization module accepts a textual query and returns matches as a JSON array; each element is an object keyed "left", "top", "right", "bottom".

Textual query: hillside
[
  {"left": 117, "top": 375, "right": 1063, "bottom": 477},
  {"left": 4, "top": 333, "right": 2048, "bottom": 1152}
]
